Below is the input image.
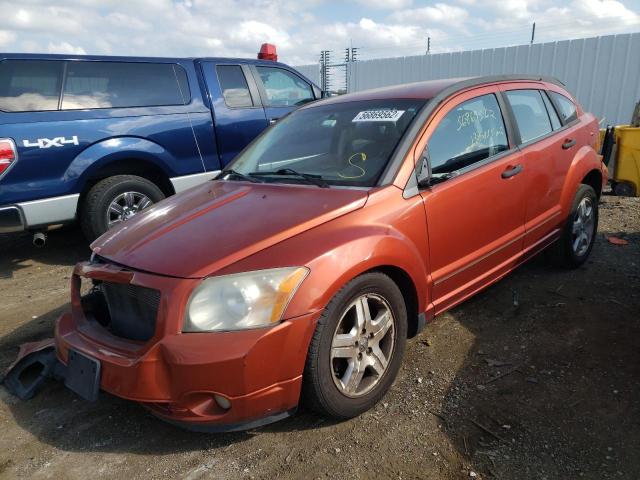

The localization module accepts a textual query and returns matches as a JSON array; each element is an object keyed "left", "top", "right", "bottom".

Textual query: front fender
[
  {"left": 559, "top": 145, "right": 604, "bottom": 217},
  {"left": 63, "top": 136, "right": 177, "bottom": 188},
  {"left": 294, "top": 226, "right": 430, "bottom": 316}
]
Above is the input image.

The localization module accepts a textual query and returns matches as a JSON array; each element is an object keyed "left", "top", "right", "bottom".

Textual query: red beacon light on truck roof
[{"left": 258, "top": 43, "right": 278, "bottom": 61}]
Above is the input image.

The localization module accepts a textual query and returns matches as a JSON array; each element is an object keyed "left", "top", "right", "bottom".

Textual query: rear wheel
[
  {"left": 81, "top": 175, "right": 165, "bottom": 241},
  {"left": 549, "top": 184, "right": 598, "bottom": 268},
  {"left": 302, "top": 272, "right": 407, "bottom": 419}
]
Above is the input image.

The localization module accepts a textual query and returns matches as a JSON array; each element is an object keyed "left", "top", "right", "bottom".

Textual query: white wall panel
[{"left": 295, "top": 33, "right": 640, "bottom": 125}]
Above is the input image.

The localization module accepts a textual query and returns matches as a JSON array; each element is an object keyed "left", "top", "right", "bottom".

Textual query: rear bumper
[
  {"left": 0, "top": 206, "right": 24, "bottom": 233},
  {"left": 0, "top": 193, "right": 79, "bottom": 232}
]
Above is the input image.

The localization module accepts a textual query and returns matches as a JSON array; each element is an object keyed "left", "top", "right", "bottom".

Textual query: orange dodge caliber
[{"left": 49, "top": 75, "right": 606, "bottom": 431}]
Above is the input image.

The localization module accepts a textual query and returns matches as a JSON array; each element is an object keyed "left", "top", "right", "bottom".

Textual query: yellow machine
[
  {"left": 610, "top": 126, "right": 640, "bottom": 196},
  {"left": 601, "top": 102, "right": 640, "bottom": 197}
]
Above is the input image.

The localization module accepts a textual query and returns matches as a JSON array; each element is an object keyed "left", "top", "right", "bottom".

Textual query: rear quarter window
[
  {"left": 0, "top": 60, "right": 63, "bottom": 112},
  {"left": 549, "top": 91, "right": 578, "bottom": 124}
]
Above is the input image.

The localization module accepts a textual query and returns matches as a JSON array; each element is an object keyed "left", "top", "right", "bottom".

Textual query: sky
[{"left": 0, "top": 0, "right": 639, "bottom": 65}]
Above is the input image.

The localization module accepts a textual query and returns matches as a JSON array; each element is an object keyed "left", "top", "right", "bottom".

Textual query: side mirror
[{"left": 416, "top": 148, "right": 432, "bottom": 187}]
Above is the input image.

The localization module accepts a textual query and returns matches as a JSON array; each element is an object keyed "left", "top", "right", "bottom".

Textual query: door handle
[
  {"left": 269, "top": 118, "right": 277, "bottom": 125},
  {"left": 562, "top": 138, "right": 576, "bottom": 149},
  {"left": 501, "top": 164, "right": 523, "bottom": 179}
]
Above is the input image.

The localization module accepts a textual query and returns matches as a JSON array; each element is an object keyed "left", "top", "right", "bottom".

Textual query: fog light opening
[{"left": 214, "top": 394, "right": 231, "bottom": 410}]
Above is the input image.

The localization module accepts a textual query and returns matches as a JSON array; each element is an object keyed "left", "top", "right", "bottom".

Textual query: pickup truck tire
[
  {"left": 302, "top": 272, "right": 407, "bottom": 419},
  {"left": 549, "top": 184, "right": 598, "bottom": 268},
  {"left": 81, "top": 175, "right": 165, "bottom": 241}
]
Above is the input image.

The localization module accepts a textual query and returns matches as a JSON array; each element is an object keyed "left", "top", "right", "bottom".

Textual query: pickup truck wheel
[
  {"left": 81, "top": 175, "right": 165, "bottom": 241},
  {"left": 302, "top": 272, "right": 407, "bottom": 419},
  {"left": 548, "top": 184, "right": 598, "bottom": 268}
]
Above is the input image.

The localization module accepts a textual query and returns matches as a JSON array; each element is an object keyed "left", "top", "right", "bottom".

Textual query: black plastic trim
[{"left": 153, "top": 407, "right": 298, "bottom": 432}]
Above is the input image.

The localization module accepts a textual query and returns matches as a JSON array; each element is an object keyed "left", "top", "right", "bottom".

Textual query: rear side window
[
  {"left": 541, "top": 91, "right": 561, "bottom": 130},
  {"left": 216, "top": 65, "right": 254, "bottom": 108},
  {"left": 62, "top": 62, "right": 189, "bottom": 110},
  {"left": 0, "top": 60, "right": 63, "bottom": 112},
  {"left": 256, "top": 66, "right": 314, "bottom": 107},
  {"left": 428, "top": 93, "right": 509, "bottom": 175},
  {"left": 506, "top": 90, "right": 552, "bottom": 143},
  {"left": 549, "top": 91, "right": 578, "bottom": 124}
]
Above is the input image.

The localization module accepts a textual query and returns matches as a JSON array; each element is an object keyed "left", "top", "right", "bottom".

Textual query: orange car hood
[{"left": 92, "top": 180, "right": 369, "bottom": 279}]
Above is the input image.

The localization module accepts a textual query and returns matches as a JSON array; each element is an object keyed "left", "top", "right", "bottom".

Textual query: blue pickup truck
[{"left": 0, "top": 53, "right": 321, "bottom": 242}]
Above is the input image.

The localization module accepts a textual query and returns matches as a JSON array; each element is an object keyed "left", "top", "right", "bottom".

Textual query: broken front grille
[{"left": 81, "top": 281, "right": 161, "bottom": 342}]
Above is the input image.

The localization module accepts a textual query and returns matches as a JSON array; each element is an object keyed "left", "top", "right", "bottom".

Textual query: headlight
[{"left": 183, "top": 267, "right": 309, "bottom": 332}]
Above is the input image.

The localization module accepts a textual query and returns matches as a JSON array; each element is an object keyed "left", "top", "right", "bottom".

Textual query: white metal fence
[{"left": 296, "top": 33, "right": 640, "bottom": 126}]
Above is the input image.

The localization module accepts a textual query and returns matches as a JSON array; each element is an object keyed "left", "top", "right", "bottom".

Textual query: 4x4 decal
[{"left": 23, "top": 136, "right": 79, "bottom": 149}]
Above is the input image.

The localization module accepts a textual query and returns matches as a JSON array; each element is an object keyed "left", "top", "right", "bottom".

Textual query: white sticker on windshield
[{"left": 352, "top": 109, "right": 405, "bottom": 122}]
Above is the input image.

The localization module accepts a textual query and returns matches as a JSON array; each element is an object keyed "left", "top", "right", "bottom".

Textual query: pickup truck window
[
  {"left": 216, "top": 65, "right": 254, "bottom": 108},
  {"left": 256, "top": 66, "right": 314, "bottom": 107},
  {"left": 62, "top": 62, "right": 190, "bottom": 110},
  {"left": 428, "top": 94, "right": 509, "bottom": 175},
  {"left": 0, "top": 60, "right": 63, "bottom": 112},
  {"left": 506, "top": 90, "right": 552, "bottom": 143}
]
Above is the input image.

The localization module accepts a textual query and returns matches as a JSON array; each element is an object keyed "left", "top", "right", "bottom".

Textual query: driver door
[{"left": 419, "top": 88, "right": 527, "bottom": 313}]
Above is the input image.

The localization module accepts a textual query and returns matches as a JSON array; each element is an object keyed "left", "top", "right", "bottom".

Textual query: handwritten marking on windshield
[{"left": 338, "top": 152, "right": 367, "bottom": 179}]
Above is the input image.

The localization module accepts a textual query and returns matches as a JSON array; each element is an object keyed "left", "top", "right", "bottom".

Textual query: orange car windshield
[{"left": 228, "top": 99, "right": 427, "bottom": 187}]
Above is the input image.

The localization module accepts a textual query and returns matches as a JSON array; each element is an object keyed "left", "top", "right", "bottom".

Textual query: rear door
[
  {"left": 502, "top": 86, "right": 574, "bottom": 251},
  {"left": 200, "top": 62, "right": 268, "bottom": 166},
  {"left": 250, "top": 65, "right": 316, "bottom": 124},
  {"left": 418, "top": 87, "right": 527, "bottom": 312}
]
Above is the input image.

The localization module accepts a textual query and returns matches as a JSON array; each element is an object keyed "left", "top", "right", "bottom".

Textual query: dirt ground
[{"left": 0, "top": 194, "right": 638, "bottom": 480}]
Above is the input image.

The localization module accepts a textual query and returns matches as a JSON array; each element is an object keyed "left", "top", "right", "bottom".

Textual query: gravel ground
[{"left": 0, "top": 194, "right": 638, "bottom": 480}]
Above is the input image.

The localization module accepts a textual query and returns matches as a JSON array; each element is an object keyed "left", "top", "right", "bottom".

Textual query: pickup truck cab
[{"left": 0, "top": 53, "right": 321, "bottom": 240}]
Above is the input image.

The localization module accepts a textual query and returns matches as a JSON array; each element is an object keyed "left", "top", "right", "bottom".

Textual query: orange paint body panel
[{"left": 47, "top": 76, "right": 606, "bottom": 431}]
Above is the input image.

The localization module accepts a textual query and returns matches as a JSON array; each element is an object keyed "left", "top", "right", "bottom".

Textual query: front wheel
[
  {"left": 549, "top": 184, "right": 598, "bottom": 268},
  {"left": 302, "top": 272, "right": 407, "bottom": 419},
  {"left": 81, "top": 175, "right": 165, "bottom": 241}
]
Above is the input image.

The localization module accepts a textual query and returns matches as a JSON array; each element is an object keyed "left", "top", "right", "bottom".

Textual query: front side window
[
  {"left": 0, "top": 60, "right": 63, "bottom": 112},
  {"left": 549, "top": 91, "right": 578, "bottom": 124},
  {"left": 228, "top": 99, "right": 425, "bottom": 187},
  {"left": 506, "top": 90, "right": 552, "bottom": 143},
  {"left": 256, "top": 66, "right": 314, "bottom": 107},
  {"left": 216, "top": 65, "right": 254, "bottom": 108},
  {"left": 428, "top": 94, "right": 509, "bottom": 176},
  {"left": 62, "top": 62, "right": 189, "bottom": 110}
]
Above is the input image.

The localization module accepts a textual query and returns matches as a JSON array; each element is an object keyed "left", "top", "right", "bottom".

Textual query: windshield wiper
[
  {"left": 218, "top": 169, "right": 263, "bottom": 183},
  {"left": 250, "top": 168, "right": 330, "bottom": 188}
]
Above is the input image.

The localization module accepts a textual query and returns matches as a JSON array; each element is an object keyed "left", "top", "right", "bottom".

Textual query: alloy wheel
[
  {"left": 330, "top": 293, "right": 395, "bottom": 398},
  {"left": 106, "top": 191, "right": 153, "bottom": 228},
  {"left": 571, "top": 196, "right": 595, "bottom": 257}
]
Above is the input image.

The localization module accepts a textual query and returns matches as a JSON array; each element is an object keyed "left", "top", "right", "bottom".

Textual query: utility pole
[
  {"left": 426, "top": 37, "right": 431, "bottom": 54},
  {"left": 350, "top": 47, "right": 358, "bottom": 61},
  {"left": 530, "top": 22, "right": 536, "bottom": 44}
]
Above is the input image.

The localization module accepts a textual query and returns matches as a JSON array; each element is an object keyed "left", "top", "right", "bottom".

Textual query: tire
[
  {"left": 80, "top": 175, "right": 165, "bottom": 241},
  {"left": 302, "top": 272, "right": 407, "bottom": 419},
  {"left": 548, "top": 184, "right": 598, "bottom": 268}
]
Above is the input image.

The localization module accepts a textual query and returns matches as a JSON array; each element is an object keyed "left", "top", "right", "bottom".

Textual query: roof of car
[{"left": 315, "top": 74, "right": 565, "bottom": 106}]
